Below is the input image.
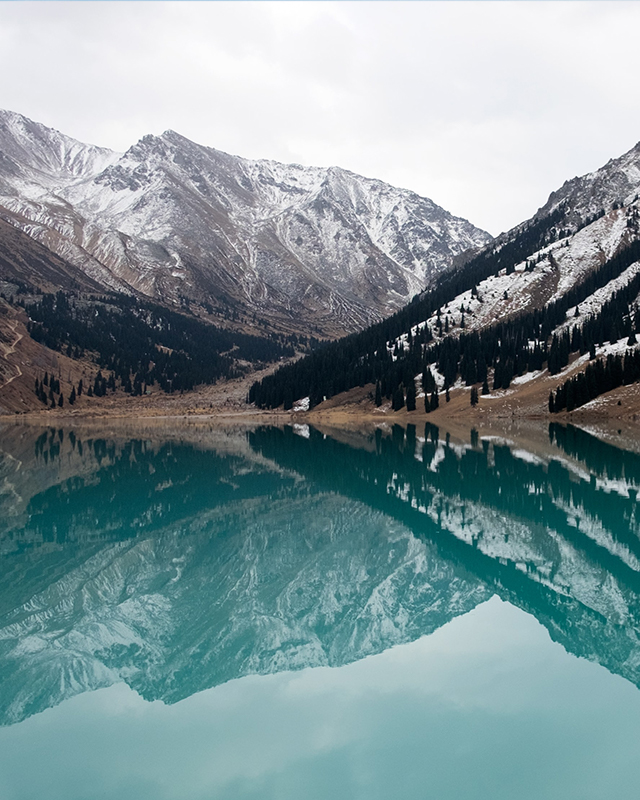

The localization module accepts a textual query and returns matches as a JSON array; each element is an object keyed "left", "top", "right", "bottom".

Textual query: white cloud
[{"left": 1, "top": 1, "right": 640, "bottom": 234}]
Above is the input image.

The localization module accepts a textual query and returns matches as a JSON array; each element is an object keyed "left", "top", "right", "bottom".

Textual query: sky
[{"left": 1, "top": 1, "right": 640, "bottom": 236}]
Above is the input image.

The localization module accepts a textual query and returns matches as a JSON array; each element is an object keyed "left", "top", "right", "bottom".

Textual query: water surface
[{"left": 1, "top": 420, "right": 640, "bottom": 798}]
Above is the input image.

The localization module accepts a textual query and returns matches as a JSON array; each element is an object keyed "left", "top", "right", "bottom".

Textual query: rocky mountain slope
[
  {"left": 432, "top": 140, "right": 640, "bottom": 336},
  {"left": 0, "top": 212, "right": 303, "bottom": 415},
  {"left": 0, "top": 216, "right": 105, "bottom": 294},
  {"left": 250, "top": 137, "right": 640, "bottom": 413},
  {"left": 0, "top": 109, "right": 490, "bottom": 337}
]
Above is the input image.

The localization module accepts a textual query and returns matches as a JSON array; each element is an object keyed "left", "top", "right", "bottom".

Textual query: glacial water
[{"left": 1, "top": 420, "right": 640, "bottom": 799}]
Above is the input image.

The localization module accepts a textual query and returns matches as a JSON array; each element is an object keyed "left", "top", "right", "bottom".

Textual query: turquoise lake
[{"left": 1, "top": 420, "right": 640, "bottom": 799}]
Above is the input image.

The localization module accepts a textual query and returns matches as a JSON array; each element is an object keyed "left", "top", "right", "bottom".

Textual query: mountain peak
[
  {"left": 0, "top": 111, "right": 490, "bottom": 337},
  {"left": 0, "top": 108, "right": 119, "bottom": 184},
  {"left": 535, "top": 137, "right": 640, "bottom": 226}
]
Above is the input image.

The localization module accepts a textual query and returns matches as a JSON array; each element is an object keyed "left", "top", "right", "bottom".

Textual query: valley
[{"left": 2, "top": 109, "right": 640, "bottom": 425}]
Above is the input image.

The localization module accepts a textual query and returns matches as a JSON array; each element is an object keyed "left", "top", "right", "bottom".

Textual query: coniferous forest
[
  {"left": 7, "top": 194, "right": 640, "bottom": 415},
  {"left": 249, "top": 203, "right": 640, "bottom": 412},
  {"left": 24, "top": 291, "right": 296, "bottom": 395}
]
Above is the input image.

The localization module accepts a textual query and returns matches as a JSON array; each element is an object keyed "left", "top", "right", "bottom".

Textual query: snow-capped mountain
[
  {"left": 540, "top": 142, "right": 640, "bottom": 225},
  {"left": 0, "top": 110, "right": 490, "bottom": 336},
  {"left": 424, "top": 140, "right": 640, "bottom": 338},
  {"left": 250, "top": 135, "right": 640, "bottom": 412}
]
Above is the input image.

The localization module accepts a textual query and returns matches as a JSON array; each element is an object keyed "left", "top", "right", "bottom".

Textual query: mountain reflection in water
[{"left": 1, "top": 421, "right": 640, "bottom": 725}]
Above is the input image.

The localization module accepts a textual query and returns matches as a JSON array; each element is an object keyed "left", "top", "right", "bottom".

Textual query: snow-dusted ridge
[
  {"left": 0, "top": 109, "right": 490, "bottom": 336},
  {"left": 366, "top": 139, "right": 640, "bottom": 412}
]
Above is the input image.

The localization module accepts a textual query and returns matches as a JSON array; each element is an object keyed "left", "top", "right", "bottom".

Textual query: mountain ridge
[
  {"left": 5, "top": 110, "right": 640, "bottom": 418},
  {"left": 0, "top": 109, "right": 490, "bottom": 337},
  {"left": 249, "top": 134, "right": 640, "bottom": 416}
]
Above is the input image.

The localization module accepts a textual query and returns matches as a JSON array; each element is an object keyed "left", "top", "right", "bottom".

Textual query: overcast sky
[{"left": 1, "top": 1, "right": 640, "bottom": 235}]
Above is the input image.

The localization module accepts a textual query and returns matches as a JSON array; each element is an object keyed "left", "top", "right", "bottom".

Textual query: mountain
[
  {"left": 0, "top": 216, "right": 105, "bottom": 294},
  {"left": 250, "top": 138, "right": 640, "bottom": 413},
  {"left": 0, "top": 109, "right": 490, "bottom": 337},
  {"left": 455, "top": 140, "right": 640, "bottom": 335},
  {"left": 540, "top": 142, "right": 640, "bottom": 225},
  {"left": 0, "top": 215, "right": 301, "bottom": 415}
]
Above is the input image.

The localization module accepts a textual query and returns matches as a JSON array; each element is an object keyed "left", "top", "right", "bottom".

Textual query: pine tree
[
  {"left": 406, "top": 379, "right": 416, "bottom": 412},
  {"left": 501, "top": 358, "right": 514, "bottom": 390},
  {"left": 422, "top": 368, "right": 436, "bottom": 394},
  {"left": 566, "top": 380, "right": 576, "bottom": 412},
  {"left": 470, "top": 387, "right": 479, "bottom": 406},
  {"left": 283, "top": 384, "right": 293, "bottom": 410},
  {"left": 493, "top": 360, "right": 502, "bottom": 390},
  {"left": 392, "top": 385, "right": 405, "bottom": 411},
  {"left": 375, "top": 381, "right": 382, "bottom": 407}
]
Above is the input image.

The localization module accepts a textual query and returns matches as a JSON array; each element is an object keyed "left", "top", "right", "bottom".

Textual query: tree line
[
  {"left": 33, "top": 370, "right": 115, "bottom": 409},
  {"left": 549, "top": 349, "right": 640, "bottom": 413},
  {"left": 26, "top": 291, "right": 296, "bottom": 396},
  {"left": 249, "top": 205, "right": 640, "bottom": 410}
]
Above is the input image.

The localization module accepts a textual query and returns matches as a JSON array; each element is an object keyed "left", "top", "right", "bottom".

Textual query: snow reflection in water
[{"left": 1, "top": 421, "right": 640, "bottom": 799}]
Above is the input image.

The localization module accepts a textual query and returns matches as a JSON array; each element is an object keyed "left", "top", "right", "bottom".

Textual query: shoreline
[
  {"left": 4, "top": 365, "right": 640, "bottom": 451},
  {"left": 3, "top": 398, "right": 640, "bottom": 451}
]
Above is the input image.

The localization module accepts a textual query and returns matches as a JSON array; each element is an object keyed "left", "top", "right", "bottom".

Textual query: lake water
[{"left": 1, "top": 420, "right": 640, "bottom": 799}]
